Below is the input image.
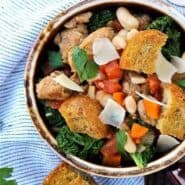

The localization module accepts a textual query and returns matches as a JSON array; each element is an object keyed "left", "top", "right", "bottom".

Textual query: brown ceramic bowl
[{"left": 25, "top": 0, "right": 185, "bottom": 177}]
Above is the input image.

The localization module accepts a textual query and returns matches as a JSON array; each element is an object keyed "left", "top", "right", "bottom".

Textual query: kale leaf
[
  {"left": 130, "top": 146, "right": 156, "bottom": 168},
  {"left": 56, "top": 126, "right": 104, "bottom": 159},
  {"left": 38, "top": 100, "right": 65, "bottom": 133},
  {"left": 0, "top": 168, "right": 17, "bottom": 185},
  {"left": 48, "top": 50, "right": 63, "bottom": 69},
  {"left": 176, "top": 79, "right": 185, "bottom": 89},
  {"left": 72, "top": 46, "right": 98, "bottom": 82},
  {"left": 43, "top": 106, "right": 65, "bottom": 128},
  {"left": 146, "top": 16, "right": 181, "bottom": 60},
  {"left": 88, "top": 9, "right": 116, "bottom": 32}
]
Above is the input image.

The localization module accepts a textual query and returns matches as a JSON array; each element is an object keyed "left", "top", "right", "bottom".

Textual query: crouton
[
  {"left": 59, "top": 95, "right": 110, "bottom": 139},
  {"left": 120, "top": 29, "right": 167, "bottom": 74},
  {"left": 43, "top": 162, "right": 97, "bottom": 185},
  {"left": 36, "top": 73, "right": 72, "bottom": 100},
  {"left": 157, "top": 84, "right": 185, "bottom": 140}
]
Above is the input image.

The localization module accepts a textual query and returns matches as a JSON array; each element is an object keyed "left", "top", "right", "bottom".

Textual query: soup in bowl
[{"left": 25, "top": 0, "right": 185, "bottom": 177}]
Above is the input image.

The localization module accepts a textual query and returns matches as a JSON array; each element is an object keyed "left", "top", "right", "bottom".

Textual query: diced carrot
[
  {"left": 101, "top": 135, "right": 121, "bottom": 166},
  {"left": 101, "top": 136, "right": 119, "bottom": 156},
  {"left": 47, "top": 100, "right": 63, "bottom": 109},
  {"left": 130, "top": 123, "right": 149, "bottom": 139},
  {"left": 104, "top": 61, "right": 123, "bottom": 79},
  {"left": 100, "top": 64, "right": 107, "bottom": 74},
  {"left": 94, "top": 80, "right": 104, "bottom": 90},
  {"left": 147, "top": 74, "right": 161, "bottom": 94},
  {"left": 147, "top": 74, "right": 162, "bottom": 101},
  {"left": 143, "top": 100, "right": 160, "bottom": 119},
  {"left": 113, "top": 92, "right": 125, "bottom": 105},
  {"left": 103, "top": 80, "right": 122, "bottom": 94},
  {"left": 134, "top": 138, "right": 141, "bottom": 144},
  {"left": 102, "top": 153, "right": 121, "bottom": 166}
]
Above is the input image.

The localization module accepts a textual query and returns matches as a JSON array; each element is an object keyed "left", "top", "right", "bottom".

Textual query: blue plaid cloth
[{"left": 0, "top": 0, "right": 184, "bottom": 184}]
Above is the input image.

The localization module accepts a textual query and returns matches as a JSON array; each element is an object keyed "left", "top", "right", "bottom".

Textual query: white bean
[
  {"left": 96, "top": 91, "right": 112, "bottom": 107},
  {"left": 125, "top": 95, "right": 137, "bottom": 114},
  {"left": 182, "top": 52, "right": 185, "bottom": 60},
  {"left": 129, "top": 72, "right": 146, "bottom": 84},
  {"left": 116, "top": 7, "right": 139, "bottom": 30},
  {"left": 124, "top": 132, "right": 137, "bottom": 153},
  {"left": 112, "top": 29, "right": 128, "bottom": 49},
  {"left": 126, "top": 29, "right": 139, "bottom": 41},
  {"left": 137, "top": 100, "right": 146, "bottom": 120},
  {"left": 88, "top": 85, "right": 96, "bottom": 99}
]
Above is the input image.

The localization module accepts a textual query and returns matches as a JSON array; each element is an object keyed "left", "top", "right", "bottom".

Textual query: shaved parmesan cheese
[
  {"left": 53, "top": 73, "right": 84, "bottom": 92},
  {"left": 136, "top": 91, "right": 166, "bottom": 106},
  {"left": 171, "top": 56, "right": 185, "bottom": 73},
  {"left": 155, "top": 53, "right": 177, "bottom": 83},
  {"left": 157, "top": 135, "right": 180, "bottom": 152},
  {"left": 92, "top": 38, "right": 120, "bottom": 65},
  {"left": 99, "top": 99, "right": 126, "bottom": 128}
]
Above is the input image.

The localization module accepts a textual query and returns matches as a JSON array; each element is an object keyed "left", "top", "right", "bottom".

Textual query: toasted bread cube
[
  {"left": 120, "top": 30, "right": 167, "bottom": 74},
  {"left": 59, "top": 95, "right": 110, "bottom": 139},
  {"left": 43, "top": 162, "right": 97, "bottom": 185},
  {"left": 157, "top": 84, "right": 185, "bottom": 140}
]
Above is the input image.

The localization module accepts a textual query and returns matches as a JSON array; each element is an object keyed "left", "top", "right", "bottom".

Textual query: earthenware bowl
[{"left": 25, "top": 0, "right": 185, "bottom": 177}]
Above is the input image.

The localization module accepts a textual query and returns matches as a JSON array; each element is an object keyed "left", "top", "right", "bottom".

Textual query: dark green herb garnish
[
  {"left": 72, "top": 46, "right": 98, "bottom": 82},
  {"left": 146, "top": 16, "right": 181, "bottom": 60},
  {"left": 88, "top": 9, "right": 116, "bottom": 32},
  {"left": 130, "top": 146, "right": 156, "bottom": 168},
  {"left": 0, "top": 168, "right": 17, "bottom": 185},
  {"left": 56, "top": 126, "right": 104, "bottom": 159},
  {"left": 176, "top": 79, "right": 185, "bottom": 88},
  {"left": 48, "top": 50, "right": 63, "bottom": 69}
]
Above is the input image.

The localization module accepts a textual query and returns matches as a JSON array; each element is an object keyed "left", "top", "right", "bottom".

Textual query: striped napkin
[{"left": 0, "top": 0, "right": 184, "bottom": 185}]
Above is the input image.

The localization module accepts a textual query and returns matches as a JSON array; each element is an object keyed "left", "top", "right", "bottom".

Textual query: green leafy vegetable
[
  {"left": 146, "top": 16, "right": 181, "bottom": 60},
  {"left": 56, "top": 126, "right": 104, "bottom": 159},
  {"left": 176, "top": 79, "right": 185, "bottom": 88},
  {"left": 48, "top": 50, "right": 63, "bottom": 69},
  {"left": 88, "top": 9, "right": 116, "bottom": 32},
  {"left": 44, "top": 106, "right": 65, "bottom": 127},
  {"left": 0, "top": 168, "right": 17, "bottom": 185},
  {"left": 72, "top": 46, "right": 98, "bottom": 82},
  {"left": 130, "top": 146, "right": 156, "bottom": 168},
  {"left": 116, "top": 130, "right": 127, "bottom": 155}
]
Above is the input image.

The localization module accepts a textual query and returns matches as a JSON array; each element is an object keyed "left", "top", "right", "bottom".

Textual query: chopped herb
[
  {"left": 88, "top": 9, "right": 116, "bottom": 32},
  {"left": 146, "top": 16, "right": 181, "bottom": 60},
  {"left": 72, "top": 46, "right": 98, "bottom": 82},
  {"left": 56, "top": 126, "right": 104, "bottom": 159},
  {"left": 176, "top": 79, "right": 185, "bottom": 88},
  {"left": 0, "top": 168, "right": 17, "bottom": 185},
  {"left": 48, "top": 50, "right": 63, "bottom": 69},
  {"left": 130, "top": 146, "right": 156, "bottom": 168}
]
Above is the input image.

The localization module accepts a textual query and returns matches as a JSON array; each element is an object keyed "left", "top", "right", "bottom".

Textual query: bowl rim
[{"left": 25, "top": 0, "right": 185, "bottom": 177}]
